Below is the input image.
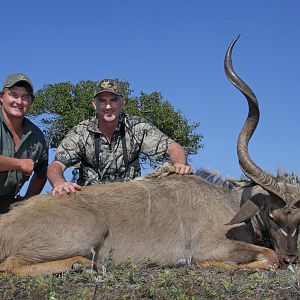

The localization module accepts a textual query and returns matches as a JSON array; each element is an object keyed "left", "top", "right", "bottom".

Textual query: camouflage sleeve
[
  {"left": 54, "top": 125, "right": 84, "bottom": 168},
  {"left": 137, "top": 122, "right": 174, "bottom": 161}
]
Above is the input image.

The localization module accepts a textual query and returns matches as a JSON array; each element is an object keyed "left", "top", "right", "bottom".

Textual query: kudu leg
[
  {"left": 194, "top": 241, "right": 279, "bottom": 270},
  {"left": 0, "top": 256, "right": 94, "bottom": 277},
  {"left": 235, "top": 246, "right": 279, "bottom": 269}
]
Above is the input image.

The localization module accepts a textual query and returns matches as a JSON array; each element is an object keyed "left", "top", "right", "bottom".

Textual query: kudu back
[{"left": 0, "top": 37, "right": 299, "bottom": 277}]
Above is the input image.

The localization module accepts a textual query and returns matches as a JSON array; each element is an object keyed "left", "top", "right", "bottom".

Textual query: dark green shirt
[{"left": 0, "top": 110, "right": 49, "bottom": 199}]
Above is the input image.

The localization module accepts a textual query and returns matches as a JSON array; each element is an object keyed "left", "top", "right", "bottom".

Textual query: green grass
[{"left": 0, "top": 260, "right": 299, "bottom": 300}]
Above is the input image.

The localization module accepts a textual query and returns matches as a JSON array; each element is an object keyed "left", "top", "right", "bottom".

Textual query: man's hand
[
  {"left": 173, "top": 163, "right": 193, "bottom": 175},
  {"left": 47, "top": 161, "right": 81, "bottom": 196},
  {"left": 52, "top": 182, "right": 81, "bottom": 196},
  {"left": 166, "top": 143, "right": 192, "bottom": 175},
  {"left": 19, "top": 159, "right": 35, "bottom": 176}
]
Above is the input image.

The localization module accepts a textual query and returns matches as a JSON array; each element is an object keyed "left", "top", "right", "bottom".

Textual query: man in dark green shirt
[{"left": 0, "top": 73, "right": 48, "bottom": 213}]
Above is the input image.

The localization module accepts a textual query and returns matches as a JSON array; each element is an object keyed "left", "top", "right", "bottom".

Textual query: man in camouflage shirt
[{"left": 47, "top": 79, "right": 192, "bottom": 195}]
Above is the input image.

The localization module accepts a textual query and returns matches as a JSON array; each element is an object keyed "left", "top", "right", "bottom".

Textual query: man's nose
[{"left": 14, "top": 96, "right": 23, "bottom": 104}]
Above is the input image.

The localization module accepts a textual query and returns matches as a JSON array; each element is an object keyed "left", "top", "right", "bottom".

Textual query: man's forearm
[
  {"left": 167, "top": 142, "right": 187, "bottom": 165},
  {"left": 0, "top": 156, "right": 35, "bottom": 176},
  {"left": 0, "top": 156, "right": 22, "bottom": 171},
  {"left": 47, "top": 161, "right": 67, "bottom": 187}
]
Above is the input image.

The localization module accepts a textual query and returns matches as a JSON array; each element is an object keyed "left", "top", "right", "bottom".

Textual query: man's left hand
[{"left": 173, "top": 163, "right": 193, "bottom": 175}]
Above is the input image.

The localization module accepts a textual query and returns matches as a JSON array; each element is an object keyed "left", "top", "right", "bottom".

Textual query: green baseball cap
[
  {"left": 2, "top": 73, "right": 34, "bottom": 92},
  {"left": 94, "top": 79, "right": 123, "bottom": 97}
]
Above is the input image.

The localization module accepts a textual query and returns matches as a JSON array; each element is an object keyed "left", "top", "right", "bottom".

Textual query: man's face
[
  {"left": 0, "top": 86, "right": 33, "bottom": 119},
  {"left": 93, "top": 91, "right": 124, "bottom": 123}
]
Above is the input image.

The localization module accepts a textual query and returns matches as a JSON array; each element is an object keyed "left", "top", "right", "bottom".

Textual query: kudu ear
[{"left": 226, "top": 200, "right": 261, "bottom": 225}]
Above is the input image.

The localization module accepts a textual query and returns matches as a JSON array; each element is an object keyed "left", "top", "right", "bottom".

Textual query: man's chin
[
  {"left": 103, "top": 115, "right": 117, "bottom": 122},
  {"left": 9, "top": 110, "right": 25, "bottom": 117}
]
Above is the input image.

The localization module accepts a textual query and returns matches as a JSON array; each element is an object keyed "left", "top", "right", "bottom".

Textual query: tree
[{"left": 30, "top": 80, "right": 203, "bottom": 164}]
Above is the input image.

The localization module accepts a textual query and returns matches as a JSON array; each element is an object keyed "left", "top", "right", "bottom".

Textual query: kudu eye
[{"left": 293, "top": 199, "right": 300, "bottom": 209}]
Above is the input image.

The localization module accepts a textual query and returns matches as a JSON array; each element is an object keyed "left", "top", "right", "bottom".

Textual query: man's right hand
[{"left": 52, "top": 182, "right": 82, "bottom": 196}]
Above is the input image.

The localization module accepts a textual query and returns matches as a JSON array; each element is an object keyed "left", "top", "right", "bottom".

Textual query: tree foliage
[{"left": 30, "top": 80, "right": 203, "bottom": 158}]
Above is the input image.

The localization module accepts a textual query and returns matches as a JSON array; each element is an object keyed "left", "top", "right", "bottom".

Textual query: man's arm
[
  {"left": 0, "top": 155, "right": 34, "bottom": 176},
  {"left": 47, "top": 161, "right": 81, "bottom": 195},
  {"left": 166, "top": 142, "right": 193, "bottom": 175}
]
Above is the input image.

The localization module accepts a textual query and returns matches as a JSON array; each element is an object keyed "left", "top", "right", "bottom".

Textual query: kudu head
[{"left": 225, "top": 36, "right": 300, "bottom": 264}]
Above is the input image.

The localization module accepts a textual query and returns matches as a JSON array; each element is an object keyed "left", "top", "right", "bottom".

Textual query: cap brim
[{"left": 94, "top": 89, "right": 123, "bottom": 97}]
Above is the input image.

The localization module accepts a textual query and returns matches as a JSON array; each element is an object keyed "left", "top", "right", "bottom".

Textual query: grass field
[{"left": 1, "top": 257, "right": 299, "bottom": 299}]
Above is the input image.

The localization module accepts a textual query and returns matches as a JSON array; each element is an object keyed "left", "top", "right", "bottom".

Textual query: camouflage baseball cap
[
  {"left": 94, "top": 79, "right": 123, "bottom": 97},
  {"left": 2, "top": 73, "right": 34, "bottom": 92}
]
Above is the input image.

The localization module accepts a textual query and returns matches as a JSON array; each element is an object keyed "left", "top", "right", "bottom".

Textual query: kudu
[
  {"left": 0, "top": 37, "right": 299, "bottom": 277},
  {"left": 224, "top": 35, "right": 300, "bottom": 265}
]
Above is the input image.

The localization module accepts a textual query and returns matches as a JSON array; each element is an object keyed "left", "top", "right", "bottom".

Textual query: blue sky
[{"left": 2, "top": 0, "right": 300, "bottom": 193}]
